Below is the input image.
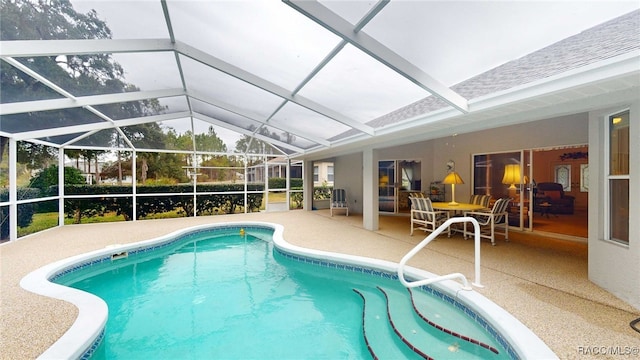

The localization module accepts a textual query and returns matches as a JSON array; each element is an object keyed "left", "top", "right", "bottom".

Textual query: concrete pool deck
[{"left": 1, "top": 210, "right": 639, "bottom": 359}]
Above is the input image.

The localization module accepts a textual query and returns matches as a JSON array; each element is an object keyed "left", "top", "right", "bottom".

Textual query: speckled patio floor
[{"left": 1, "top": 210, "right": 638, "bottom": 359}]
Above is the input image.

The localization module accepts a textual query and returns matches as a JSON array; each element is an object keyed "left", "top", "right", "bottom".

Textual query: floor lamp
[{"left": 443, "top": 171, "right": 464, "bottom": 206}]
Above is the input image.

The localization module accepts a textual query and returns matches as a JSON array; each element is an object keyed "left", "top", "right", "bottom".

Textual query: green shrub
[
  {"left": 61, "top": 183, "right": 265, "bottom": 222},
  {"left": 1, "top": 187, "right": 40, "bottom": 239}
]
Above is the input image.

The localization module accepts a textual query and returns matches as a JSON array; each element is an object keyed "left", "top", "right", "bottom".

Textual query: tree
[
  {"left": 234, "top": 125, "right": 281, "bottom": 155},
  {"left": 16, "top": 141, "right": 56, "bottom": 170},
  {"left": 0, "top": 0, "right": 167, "bottom": 164},
  {"left": 30, "top": 164, "right": 86, "bottom": 192},
  {"left": 1, "top": 0, "right": 117, "bottom": 139}
]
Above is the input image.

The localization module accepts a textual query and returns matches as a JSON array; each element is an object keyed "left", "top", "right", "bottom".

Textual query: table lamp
[
  {"left": 502, "top": 164, "right": 521, "bottom": 189},
  {"left": 502, "top": 164, "right": 521, "bottom": 198},
  {"left": 442, "top": 171, "right": 464, "bottom": 206}
]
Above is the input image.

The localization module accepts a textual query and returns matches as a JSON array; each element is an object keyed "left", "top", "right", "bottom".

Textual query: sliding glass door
[
  {"left": 472, "top": 151, "right": 531, "bottom": 230},
  {"left": 378, "top": 159, "right": 422, "bottom": 214}
]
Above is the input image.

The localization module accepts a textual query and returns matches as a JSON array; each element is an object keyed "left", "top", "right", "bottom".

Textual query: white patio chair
[
  {"left": 330, "top": 188, "right": 349, "bottom": 216},
  {"left": 463, "top": 198, "right": 511, "bottom": 245},
  {"left": 409, "top": 196, "right": 450, "bottom": 237}
]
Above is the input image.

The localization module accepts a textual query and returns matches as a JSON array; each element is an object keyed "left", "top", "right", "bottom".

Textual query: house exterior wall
[
  {"left": 428, "top": 113, "right": 589, "bottom": 203},
  {"left": 588, "top": 102, "right": 639, "bottom": 310},
  {"left": 330, "top": 111, "right": 640, "bottom": 310},
  {"left": 313, "top": 161, "right": 334, "bottom": 187},
  {"left": 334, "top": 153, "right": 363, "bottom": 214}
]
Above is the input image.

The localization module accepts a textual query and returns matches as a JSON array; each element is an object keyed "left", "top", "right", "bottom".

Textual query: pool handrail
[{"left": 398, "top": 217, "right": 482, "bottom": 290}]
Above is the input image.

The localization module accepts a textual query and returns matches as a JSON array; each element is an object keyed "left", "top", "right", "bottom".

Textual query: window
[
  {"left": 606, "top": 110, "right": 630, "bottom": 244},
  {"left": 327, "top": 166, "right": 334, "bottom": 182},
  {"left": 313, "top": 166, "right": 319, "bottom": 182},
  {"left": 554, "top": 164, "right": 571, "bottom": 191}
]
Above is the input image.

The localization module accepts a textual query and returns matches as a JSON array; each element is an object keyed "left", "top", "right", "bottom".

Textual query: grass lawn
[{"left": 16, "top": 192, "right": 303, "bottom": 238}]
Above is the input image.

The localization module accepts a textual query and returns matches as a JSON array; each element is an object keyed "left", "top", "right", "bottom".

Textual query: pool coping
[{"left": 20, "top": 221, "right": 557, "bottom": 360}]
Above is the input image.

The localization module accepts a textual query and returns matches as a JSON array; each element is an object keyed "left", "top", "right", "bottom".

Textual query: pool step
[
  {"left": 379, "top": 286, "right": 501, "bottom": 358},
  {"left": 406, "top": 287, "right": 499, "bottom": 355},
  {"left": 352, "top": 288, "right": 425, "bottom": 359}
]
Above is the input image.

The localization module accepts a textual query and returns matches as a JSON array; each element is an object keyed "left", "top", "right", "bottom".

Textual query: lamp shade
[
  {"left": 502, "top": 164, "right": 521, "bottom": 186},
  {"left": 442, "top": 171, "right": 464, "bottom": 205},
  {"left": 442, "top": 172, "right": 464, "bottom": 185}
]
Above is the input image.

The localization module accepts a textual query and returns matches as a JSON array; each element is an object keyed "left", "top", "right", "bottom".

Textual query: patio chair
[
  {"left": 463, "top": 198, "right": 511, "bottom": 245},
  {"left": 330, "top": 188, "right": 349, "bottom": 216},
  {"left": 469, "top": 194, "right": 492, "bottom": 209},
  {"left": 409, "top": 196, "right": 450, "bottom": 237}
]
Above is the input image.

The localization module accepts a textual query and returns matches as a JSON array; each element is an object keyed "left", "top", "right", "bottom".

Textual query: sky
[{"left": 69, "top": 0, "right": 640, "bottom": 151}]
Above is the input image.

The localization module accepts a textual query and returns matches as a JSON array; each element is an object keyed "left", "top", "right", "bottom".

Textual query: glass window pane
[
  {"left": 609, "top": 179, "right": 629, "bottom": 243},
  {"left": 609, "top": 111, "right": 629, "bottom": 175},
  {"left": 473, "top": 152, "right": 521, "bottom": 199}
]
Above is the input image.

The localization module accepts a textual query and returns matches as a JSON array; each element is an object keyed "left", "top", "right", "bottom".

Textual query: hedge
[
  {"left": 1, "top": 188, "right": 40, "bottom": 239},
  {"left": 60, "top": 183, "right": 265, "bottom": 223}
]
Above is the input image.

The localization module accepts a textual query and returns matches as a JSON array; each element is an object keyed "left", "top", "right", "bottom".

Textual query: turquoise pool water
[{"left": 56, "top": 227, "right": 511, "bottom": 359}]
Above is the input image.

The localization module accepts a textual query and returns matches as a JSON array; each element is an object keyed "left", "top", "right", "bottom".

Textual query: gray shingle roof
[{"left": 363, "top": 9, "right": 640, "bottom": 131}]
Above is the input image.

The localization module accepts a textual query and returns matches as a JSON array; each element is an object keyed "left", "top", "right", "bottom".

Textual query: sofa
[{"left": 534, "top": 182, "right": 575, "bottom": 215}]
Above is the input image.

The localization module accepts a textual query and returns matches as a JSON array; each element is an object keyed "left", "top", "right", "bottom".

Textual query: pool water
[{"left": 58, "top": 228, "right": 510, "bottom": 359}]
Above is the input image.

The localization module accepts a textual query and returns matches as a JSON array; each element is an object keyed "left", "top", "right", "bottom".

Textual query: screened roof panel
[
  {"left": 1, "top": 107, "right": 106, "bottom": 134},
  {"left": 110, "top": 52, "right": 183, "bottom": 91},
  {"left": 189, "top": 117, "right": 242, "bottom": 153},
  {"left": 0, "top": 58, "right": 66, "bottom": 103},
  {"left": 91, "top": 95, "right": 187, "bottom": 121},
  {"left": 157, "top": 96, "right": 190, "bottom": 114},
  {"left": 319, "top": 1, "right": 376, "bottom": 26},
  {"left": 179, "top": 54, "right": 283, "bottom": 119},
  {"left": 36, "top": 132, "right": 87, "bottom": 146},
  {"left": 298, "top": 44, "right": 430, "bottom": 122},
  {"left": 363, "top": 1, "right": 640, "bottom": 87},
  {"left": 72, "top": 129, "right": 126, "bottom": 148},
  {"left": 70, "top": 1, "right": 169, "bottom": 39},
  {"left": 270, "top": 102, "right": 351, "bottom": 142},
  {"left": 1, "top": 1, "right": 638, "bottom": 158},
  {"left": 9, "top": 55, "right": 124, "bottom": 97},
  {"left": 258, "top": 123, "right": 317, "bottom": 151},
  {"left": 167, "top": 1, "right": 342, "bottom": 90},
  {"left": 190, "top": 99, "right": 263, "bottom": 132}
]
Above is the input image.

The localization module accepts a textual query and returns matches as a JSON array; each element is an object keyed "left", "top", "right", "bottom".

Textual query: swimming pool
[{"left": 21, "top": 222, "right": 556, "bottom": 359}]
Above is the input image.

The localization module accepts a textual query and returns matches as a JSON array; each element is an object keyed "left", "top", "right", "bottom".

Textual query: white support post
[
  {"left": 303, "top": 160, "right": 313, "bottom": 211},
  {"left": 9, "top": 138, "right": 17, "bottom": 241},
  {"left": 243, "top": 155, "right": 248, "bottom": 214},
  {"left": 132, "top": 151, "right": 137, "bottom": 221},
  {"left": 285, "top": 158, "right": 291, "bottom": 211},
  {"left": 362, "top": 148, "right": 378, "bottom": 230},
  {"left": 192, "top": 152, "right": 197, "bottom": 217},
  {"left": 58, "top": 148, "right": 65, "bottom": 227}
]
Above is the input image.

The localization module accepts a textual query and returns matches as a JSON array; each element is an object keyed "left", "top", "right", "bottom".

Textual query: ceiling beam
[
  {"left": 284, "top": 0, "right": 469, "bottom": 114},
  {"left": 12, "top": 112, "right": 190, "bottom": 141},
  {"left": 0, "top": 88, "right": 185, "bottom": 115},
  {"left": 0, "top": 38, "right": 173, "bottom": 57}
]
